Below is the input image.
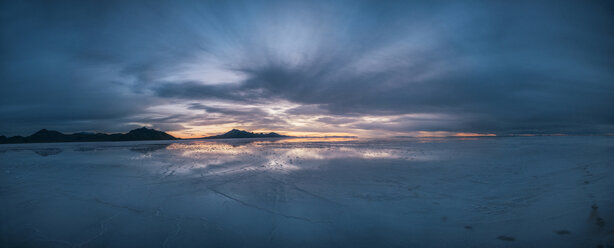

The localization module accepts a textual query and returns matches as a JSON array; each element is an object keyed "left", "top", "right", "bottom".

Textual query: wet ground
[{"left": 1, "top": 136, "right": 613, "bottom": 247}]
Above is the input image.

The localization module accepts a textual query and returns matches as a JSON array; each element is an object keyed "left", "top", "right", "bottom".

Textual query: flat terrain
[{"left": 1, "top": 137, "right": 613, "bottom": 247}]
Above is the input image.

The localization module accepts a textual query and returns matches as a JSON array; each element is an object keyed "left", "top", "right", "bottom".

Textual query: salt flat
[{"left": 1, "top": 137, "right": 612, "bottom": 247}]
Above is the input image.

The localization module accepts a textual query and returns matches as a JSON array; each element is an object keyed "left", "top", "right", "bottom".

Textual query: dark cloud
[
  {"left": 1, "top": 0, "right": 613, "bottom": 136},
  {"left": 155, "top": 82, "right": 267, "bottom": 103},
  {"left": 187, "top": 103, "right": 268, "bottom": 117}
]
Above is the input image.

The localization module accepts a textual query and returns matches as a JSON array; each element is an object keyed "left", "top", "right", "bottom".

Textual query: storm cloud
[{"left": 1, "top": 0, "right": 613, "bottom": 137}]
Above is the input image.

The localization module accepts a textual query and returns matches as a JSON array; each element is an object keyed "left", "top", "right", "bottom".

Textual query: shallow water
[{"left": 1, "top": 137, "right": 613, "bottom": 247}]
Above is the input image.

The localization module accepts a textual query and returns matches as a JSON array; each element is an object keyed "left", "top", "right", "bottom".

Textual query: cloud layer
[{"left": 1, "top": 0, "right": 613, "bottom": 137}]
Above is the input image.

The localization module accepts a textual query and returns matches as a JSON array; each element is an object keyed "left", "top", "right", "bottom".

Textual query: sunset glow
[
  {"left": 1, "top": 1, "right": 613, "bottom": 247},
  {"left": 1, "top": 0, "right": 611, "bottom": 137}
]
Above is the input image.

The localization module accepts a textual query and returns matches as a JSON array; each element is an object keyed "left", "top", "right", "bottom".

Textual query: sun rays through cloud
[{"left": 1, "top": 0, "right": 613, "bottom": 137}]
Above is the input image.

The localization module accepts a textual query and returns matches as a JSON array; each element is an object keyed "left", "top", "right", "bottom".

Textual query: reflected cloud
[
  {"left": 153, "top": 138, "right": 432, "bottom": 176},
  {"left": 268, "top": 137, "right": 358, "bottom": 143}
]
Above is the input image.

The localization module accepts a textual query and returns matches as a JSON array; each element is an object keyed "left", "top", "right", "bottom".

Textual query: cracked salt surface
[{"left": 1, "top": 136, "right": 613, "bottom": 247}]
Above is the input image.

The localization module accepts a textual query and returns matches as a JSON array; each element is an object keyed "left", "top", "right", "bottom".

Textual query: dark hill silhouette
[
  {"left": 122, "top": 127, "right": 177, "bottom": 141},
  {"left": 0, "top": 127, "right": 177, "bottom": 144},
  {"left": 28, "top": 129, "right": 68, "bottom": 142},
  {"left": 203, "top": 129, "right": 288, "bottom": 139}
]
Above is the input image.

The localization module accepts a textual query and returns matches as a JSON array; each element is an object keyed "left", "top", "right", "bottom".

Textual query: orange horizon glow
[
  {"left": 167, "top": 128, "right": 498, "bottom": 139},
  {"left": 453, "top": 132, "right": 497, "bottom": 137},
  {"left": 167, "top": 130, "right": 358, "bottom": 139}
]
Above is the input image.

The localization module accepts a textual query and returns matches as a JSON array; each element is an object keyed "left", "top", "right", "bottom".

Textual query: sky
[{"left": 1, "top": 0, "right": 613, "bottom": 138}]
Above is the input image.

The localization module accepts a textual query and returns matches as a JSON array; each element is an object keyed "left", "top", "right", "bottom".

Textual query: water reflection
[
  {"left": 129, "top": 143, "right": 171, "bottom": 154},
  {"left": 0, "top": 146, "right": 65, "bottom": 157},
  {"left": 155, "top": 139, "right": 427, "bottom": 176},
  {"left": 1, "top": 137, "right": 612, "bottom": 247},
  {"left": 31, "top": 148, "right": 63, "bottom": 156},
  {"left": 0, "top": 137, "right": 437, "bottom": 158}
]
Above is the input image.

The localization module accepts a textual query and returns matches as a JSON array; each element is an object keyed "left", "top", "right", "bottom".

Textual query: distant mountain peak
[
  {"left": 128, "top": 127, "right": 156, "bottom": 133},
  {"left": 32, "top": 129, "right": 62, "bottom": 135},
  {"left": 28, "top": 129, "right": 66, "bottom": 142},
  {"left": 204, "top": 129, "right": 288, "bottom": 139},
  {"left": 124, "top": 127, "right": 177, "bottom": 140},
  {"left": 132, "top": 126, "right": 152, "bottom": 131}
]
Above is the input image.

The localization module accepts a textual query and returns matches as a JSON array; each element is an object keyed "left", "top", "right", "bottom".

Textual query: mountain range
[
  {"left": 202, "top": 129, "right": 288, "bottom": 139},
  {"left": 0, "top": 127, "right": 177, "bottom": 144},
  {"left": 0, "top": 128, "right": 290, "bottom": 144}
]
